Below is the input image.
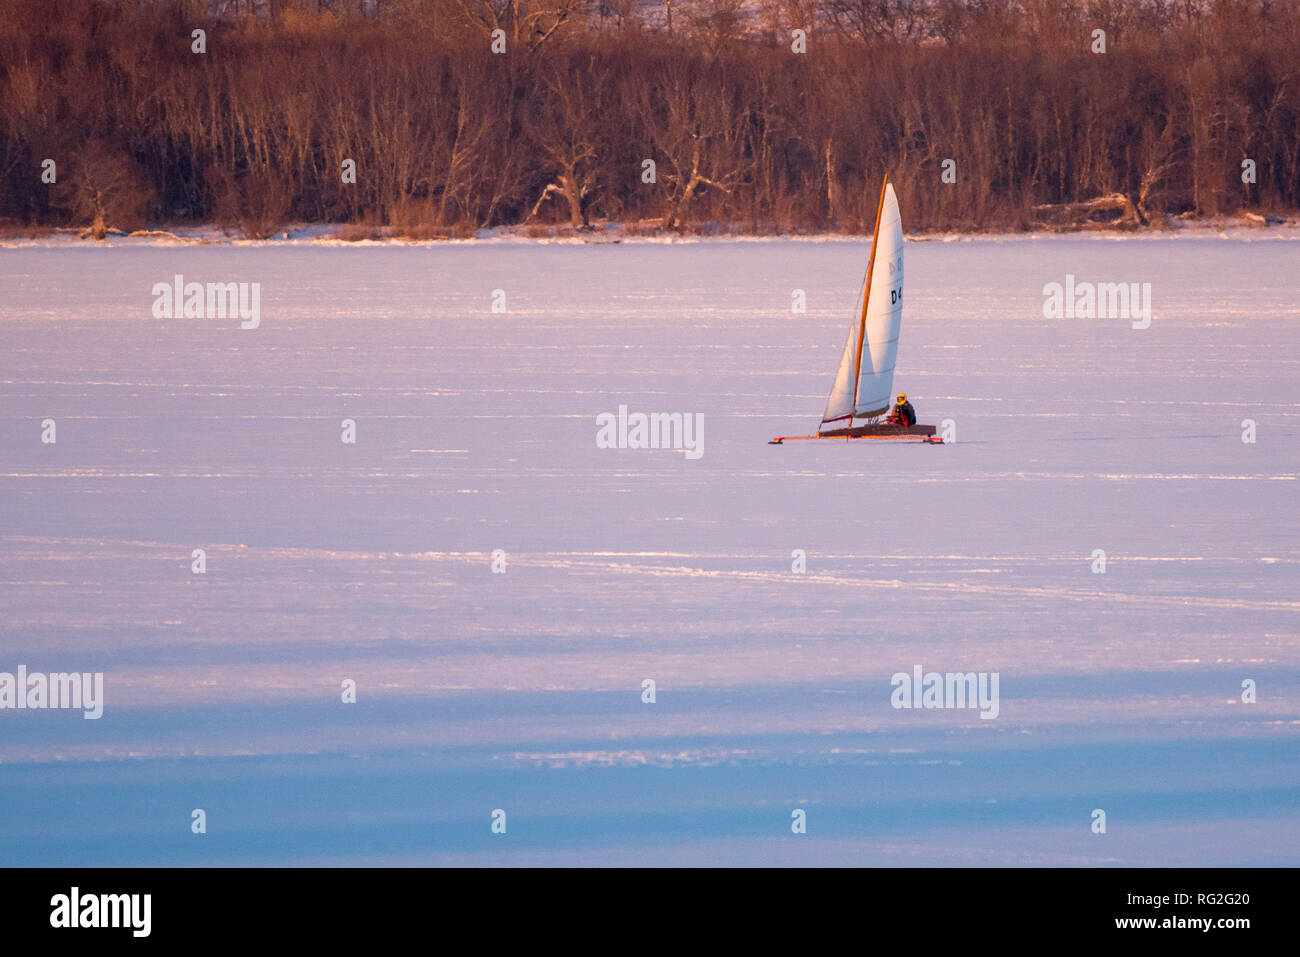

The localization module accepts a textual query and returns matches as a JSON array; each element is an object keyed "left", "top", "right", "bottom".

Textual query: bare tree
[
  {"left": 449, "top": 0, "right": 584, "bottom": 52},
  {"left": 643, "top": 63, "right": 751, "bottom": 229},
  {"left": 524, "top": 58, "right": 607, "bottom": 227},
  {"left": 55, "top": 141, "right": 149, "bottom": 238}
]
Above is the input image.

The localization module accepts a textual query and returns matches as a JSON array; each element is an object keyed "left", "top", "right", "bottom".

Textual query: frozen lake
[{"left": 1, "top": 234, "right": 1297, "bottom": 865}]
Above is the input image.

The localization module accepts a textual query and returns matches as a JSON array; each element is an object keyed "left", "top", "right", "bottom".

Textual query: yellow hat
[{"left": 897, "top": 393, "right": 907, "bottom": 402}]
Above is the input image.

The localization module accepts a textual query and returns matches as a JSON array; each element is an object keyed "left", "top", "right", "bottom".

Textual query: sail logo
[
  {"left": 151, "top": 274, "right": 261, "bottom": 328},
  {"left": 0, "top": 665, "right": 104, "bottom": 719},
  {"left": 50, "top": 887, "right": 151, "bottom": 937},
  {"left": 890, "top": 665, "right": 999, "bottom": 719},
  {"left": 1042, "top": 274, "right": 1151, "bottom": 329},
  {"left": 595, "top": 405, "right": 704, "bottom": 460}
]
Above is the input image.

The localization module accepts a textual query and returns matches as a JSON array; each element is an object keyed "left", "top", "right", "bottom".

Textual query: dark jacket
[{"left": 893, "top": 400, "right": 916, "bottom": 426}]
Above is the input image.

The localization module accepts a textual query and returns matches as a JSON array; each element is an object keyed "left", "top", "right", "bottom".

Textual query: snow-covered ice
[{"left": 0, "top": 235, "right": 1296, "bottom": 865}]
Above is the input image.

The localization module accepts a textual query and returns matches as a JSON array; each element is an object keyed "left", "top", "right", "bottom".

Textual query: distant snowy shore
[{"left": 3, "top": 216, "right": 1299, "bottom": 249}]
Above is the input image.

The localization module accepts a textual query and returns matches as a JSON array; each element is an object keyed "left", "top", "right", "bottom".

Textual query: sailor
[{"left": 888, "top": 392, "right": 916, "bottom": 426}]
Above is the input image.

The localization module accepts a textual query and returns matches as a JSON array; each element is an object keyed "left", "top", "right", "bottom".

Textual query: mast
[{"left": 852, "top": 174, "right": 890, "bottom": 416}]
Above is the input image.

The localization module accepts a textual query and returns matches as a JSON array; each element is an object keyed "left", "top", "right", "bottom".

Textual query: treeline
[{"left": 1, "top": 0, "right": 1298, "bottom": 237}]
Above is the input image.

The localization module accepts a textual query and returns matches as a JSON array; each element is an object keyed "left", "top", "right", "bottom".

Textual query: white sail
[
  {"left": 855, "top": 182, "right": 903, "bottom": 417},
  {"left": 820, "top": 177, "right": 904, "bottom": 428},
  {"left": 820, "top": 310, "right": 860, "bottom": 425}
]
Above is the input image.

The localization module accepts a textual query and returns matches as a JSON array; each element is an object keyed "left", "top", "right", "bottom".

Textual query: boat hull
[
  {"left": 818, "top": 422, "right": 936, "bottom": 439},
  {"left": 769, "top": 423, "right": 940, "bottom": 444}
]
